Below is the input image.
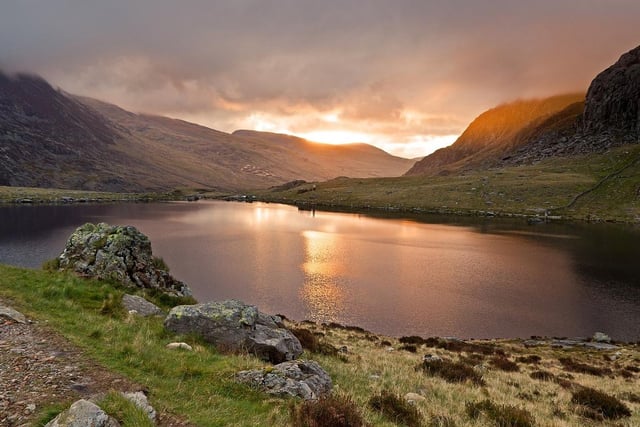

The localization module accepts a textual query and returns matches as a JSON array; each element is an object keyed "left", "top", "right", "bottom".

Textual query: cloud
[{"left": 1, "top": 0, "right": 639, "bottom": 157}]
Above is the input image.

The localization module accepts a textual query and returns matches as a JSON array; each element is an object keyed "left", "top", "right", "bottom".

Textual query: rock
[
  {"left": 592, "top": 332, "right": 612, "bottom": 343},
  {"left": 404, "top": 392, "right": 426, "bottom": 404},
  {"left": 582, "top": 45, "right": 640, "bottom": 136},
  {"left": 423, "top": 354, "right": 442, "bottom": 363},
  {"left": 45, "top": 399, "right": 120, "bottom": 427},
  {"left": 57, "top": 223, "right": 192, "bottom": 297},
  {"left": 122, "top": 294, "right": 163, "bottom": 317},
  {"left": 0, "top": 304, "right": 26, "bottom": 323},
  {"left": 122, "top": 392, "right": 156, "bottom": 422},
  {"left": 164, "top": 300, "right": 302, "bottom": 363},
  {"left": 165, "top": 342, "right": 193, "bottom": 351},
  {"left": 551, "top": 339, "right": 618, "bottom": 351},
  {"left": 236, "top": 360, "right": 332, "bottom": 400}
]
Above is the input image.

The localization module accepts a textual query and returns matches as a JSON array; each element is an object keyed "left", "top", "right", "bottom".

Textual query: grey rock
[
  {"left": 57, "top": 223, "right": 192, "bottom": 297},
  {"left": 165, "top": 342, "right": 193, "bottom": 351},
  {"left": 122, "top": 294, "right": 163, "bottom": 317},
  {"left": 164, "top": 300, "right": 302, "bottom": 363},
  {"left": 551, "top": 339, "right": 618, "bottom": 351},
  {"left": 122, "top": 392, "right": 156, "bottom": 422},
  {"left": 404, "top": 392, "right": 426, "bottom": 403},
  {"left": 45, "top": 399, "right": 120, "bottom": 427},
  {"left": 236, "top": 360, "right": 332, "bottom": 400},
  {"left": 592, "top": 332, "right": 611, "bottom": 343},
  {"left": 0, "top": 304, "right": 26, "bottom": 323},
  {"left": 423, "top": 354, "right": 442, "bottom": 363}
]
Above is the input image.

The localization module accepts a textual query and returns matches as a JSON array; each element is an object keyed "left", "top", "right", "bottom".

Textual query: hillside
[
  {"left": 262, "top": 45, "right": 640, "bottom": 222},
  {"left": 0, "top": 73, "right": 412, "bottom": 192},
  {"left": 405, "top": 94, "right": 584, "bottom": 176},
  {"left": 408, "top": 45, "right": 640, "bottom": 177}
]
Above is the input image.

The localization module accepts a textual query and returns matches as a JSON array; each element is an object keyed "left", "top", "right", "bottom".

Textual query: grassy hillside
[
  {"left": 256, "top": 143, "right": 640, "bottom": 223},
  {"left": 0, "top": 264, "right": 638, "bottom": 426}
]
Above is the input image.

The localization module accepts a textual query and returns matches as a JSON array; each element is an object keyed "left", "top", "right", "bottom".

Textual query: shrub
[
  {"left": 465, "top": 399, "right": 535, "bottom": 427},
  {"left": 400, "top": 336, "right": 427, "bottom": 345},
  {"left": 399, "top": 344, "right": 417, "bottom": 353},
  {"left": 291, "top": 328, "right": 319, "bottom": 352},
  {"left": 369, "top": 390, "right": 422, "bottom": 427},
  {"left": 419, "top": 359, "right": 485, "bottom": 386},
  {"left": 571, "top": 387, "right": 631, "bottom": 420},
  {"left": 558, "top": 357, "right": 612, "bottom": 376},
  {"left": 291, "top": 394, "right": 368, "bottom": 427},
  {"left": 490, "top": 356, "right": 520, "bottom": 372},
  {"left": 151, "top": 256, "right": 169, "bottom": 272},
  {"left": 515, "top": 354, "right": 541, "bottom": 364},
  {"left": 529, "top": 370, "right": 555, "bottom": 381}
]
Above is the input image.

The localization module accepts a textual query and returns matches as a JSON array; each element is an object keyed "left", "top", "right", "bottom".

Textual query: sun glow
[{"left": 298, "top": 130, "right": 372, "bottom": 145}]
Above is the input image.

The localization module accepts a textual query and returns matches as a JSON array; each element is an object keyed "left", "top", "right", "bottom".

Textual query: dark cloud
[{"left": 1, "top": 0, "right": 639, "bottom": 157}]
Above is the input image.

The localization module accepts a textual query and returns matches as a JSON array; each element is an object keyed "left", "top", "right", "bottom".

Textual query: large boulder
[
  {"left": 164, "top": 300, "right": 302, "bottom": 363},
  {"left": 236, "top": 360, "right": 332, "bottom": 400},
  {"left": 122, "top": 294, "right": 163, "bottom": 317},
  {"left": 45, "top": 399, "right": 119, "bottom": 427},
  {"left": 57, "top": 223, "right": 192, "bottom": 297}
]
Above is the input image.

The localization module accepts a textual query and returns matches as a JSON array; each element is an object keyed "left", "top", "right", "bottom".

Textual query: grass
[
  {"left": 254, "top": 143, "right": 640, "bottom": 223},
  {"left": 418, "top": 358, "right": 486, "bottom": 386},
  {"left": 1, "top": 263, "right": 639, "bottom": 426},
  {"left": 571, "top": 387, "right": 631, "bottom": 420},
  {"left": 291, "top": 394, "right": 368, "bottom": 427},
  {"left": 369, "top": 390, "right": 422, "bottom": 427},
  {"left": 465, "top": 399, "right": 535, "bottom": 427},
  {"left": 98, "top": 392, "right": 155, "bottom": 426},
  {"left": 0, "top": 185, "right": 185, "bottom": 204}
]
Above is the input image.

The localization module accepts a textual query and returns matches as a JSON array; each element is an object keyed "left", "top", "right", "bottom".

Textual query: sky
[{"left": 1, "top": 1, "right": 639, "bottom": 158}]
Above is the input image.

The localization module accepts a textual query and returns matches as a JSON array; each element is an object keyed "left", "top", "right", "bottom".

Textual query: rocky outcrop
[
  {"left": 164, "top": 300, "right": 302, "bottom": 363},
  {"left": 45, "top": 399, "right": 120, "bottom": 427},
  {"left": 583, "top": 45, "right": 640, "bottom": 136},
  {"left": 57, "top": 223, "right": 192, "bottom": 297},
  {"left": 122, "top": 294, "right": 163, "bottom": 317},
  {"left": 236, "top": 360, "right": 332, "bottom": 400}
]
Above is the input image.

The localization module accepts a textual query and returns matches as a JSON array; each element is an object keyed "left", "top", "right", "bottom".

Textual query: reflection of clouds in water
[{"left": 300, "top": 230, "right": 347, "bottom": 323}]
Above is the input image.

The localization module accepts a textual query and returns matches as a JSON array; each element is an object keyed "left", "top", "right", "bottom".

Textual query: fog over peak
[{"left": 1, "top": 0, "right": 638, "bottom": 157}]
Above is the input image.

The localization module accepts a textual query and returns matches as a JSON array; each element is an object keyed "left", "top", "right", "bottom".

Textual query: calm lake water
[{"left": 1, "top": 200, "right": 639, "bottom": 340}]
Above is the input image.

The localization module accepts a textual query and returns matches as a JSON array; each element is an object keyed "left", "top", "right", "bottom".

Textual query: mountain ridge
[{"left": 0, "top": 72, "right": 413, "bottom": 191}]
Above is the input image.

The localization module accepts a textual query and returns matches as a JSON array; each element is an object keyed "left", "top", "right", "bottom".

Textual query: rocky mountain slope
[
  {"left": 407, "top": 44, "right": 640, "bottom": 176},
  {"left": 0, "top": 72, "right": 412, "bottom": 191},
  {"left": 405, "top": 94, "right": 584, "bottom": 176}
]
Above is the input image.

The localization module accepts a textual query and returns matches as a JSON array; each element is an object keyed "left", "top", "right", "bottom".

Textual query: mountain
[
  {"left": 0, "top": 72, "right": 413, "bottom": 192},
  {"left": 405, "top": 94, "right": 584, "bottom": 176},
  {"left": 407, "top": 44, "right": 640, "bottom": 176}
]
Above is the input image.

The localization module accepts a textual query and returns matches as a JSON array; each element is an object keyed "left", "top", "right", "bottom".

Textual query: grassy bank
[
  {"left": 0, "top": 264, "right": 638, "bottom": 426},
  {"left": 0, "top": 186, "right": 227, "bottom": 205},
  {"left": 254, "top": 144, "right": 640, "bottom": 223}
]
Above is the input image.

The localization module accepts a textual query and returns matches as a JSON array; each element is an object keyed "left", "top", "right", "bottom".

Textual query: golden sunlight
[{"left": 298, "top": 130, "right": 372, "bottom": 145}]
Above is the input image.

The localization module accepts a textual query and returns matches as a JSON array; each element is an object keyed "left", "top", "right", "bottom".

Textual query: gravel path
[{"left": 0, "top": 302, "right": 191, "bottom": 426}]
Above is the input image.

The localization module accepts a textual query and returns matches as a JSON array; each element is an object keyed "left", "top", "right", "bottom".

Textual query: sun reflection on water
[{"left": 300, "top": 230, "right": 347, "bottom": 322}]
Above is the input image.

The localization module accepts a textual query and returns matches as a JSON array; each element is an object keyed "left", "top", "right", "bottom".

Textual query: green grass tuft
[{"left": 98, "top": 391, "right": 155, "bottom": 426}]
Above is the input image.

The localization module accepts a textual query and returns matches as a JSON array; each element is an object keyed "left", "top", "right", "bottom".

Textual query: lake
[{"left": 1, "top": 200, "right": 639, "bottom": 340}]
